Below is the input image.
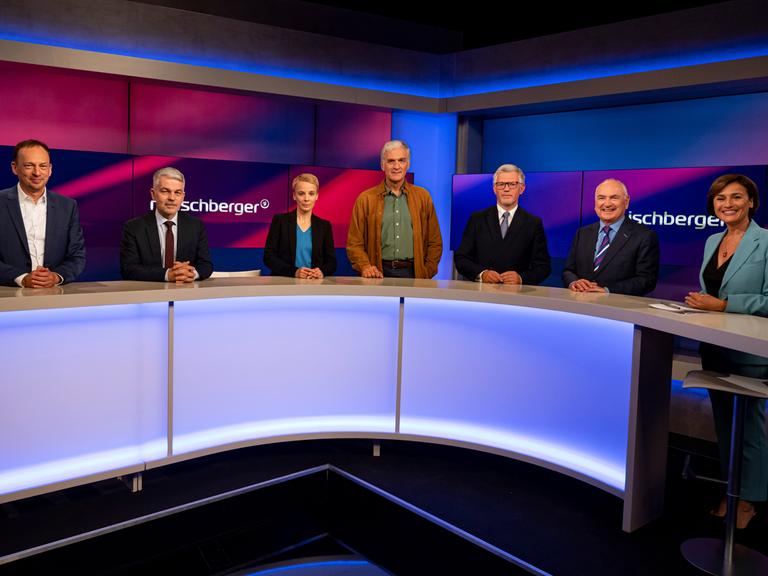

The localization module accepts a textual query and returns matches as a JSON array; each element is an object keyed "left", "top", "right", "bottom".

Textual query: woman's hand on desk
[{"left": 684, "top": 292, "right": 727, "bottom": 312}]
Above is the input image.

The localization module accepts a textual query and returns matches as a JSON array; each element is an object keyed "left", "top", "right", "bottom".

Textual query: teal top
[{"left": 295, "top": 225, "right": 312, "bottom": 269}]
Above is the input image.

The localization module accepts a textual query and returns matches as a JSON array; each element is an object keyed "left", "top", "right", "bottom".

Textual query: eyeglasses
[{"left": 494, "top": 181, "right": 523, "bottom": 190}]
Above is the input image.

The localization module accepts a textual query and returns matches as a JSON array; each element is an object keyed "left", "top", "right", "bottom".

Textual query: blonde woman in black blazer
[{"left": 264, "top": 173, "right": 336, "bottom": 278}]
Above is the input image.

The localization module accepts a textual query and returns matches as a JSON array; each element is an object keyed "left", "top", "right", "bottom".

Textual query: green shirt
[{"left": 381, "top": 184, "right": 414, "bottom": 261}]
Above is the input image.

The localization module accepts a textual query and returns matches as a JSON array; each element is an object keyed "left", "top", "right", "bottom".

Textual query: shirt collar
[
  {"left": 497, "top": 204, "right": 518, "bottom": 221},
  {"left": 17, "top": 183, "right": 47, "bottom": 205},
  {"left": 155, "top": 210, "right": 179, "bottom": 227},
  {"left": 599, "top": 216, "right": 625, "bottom": 233},
  {"left": 383, "top": 180, "right": 408, "bottom": 197}
]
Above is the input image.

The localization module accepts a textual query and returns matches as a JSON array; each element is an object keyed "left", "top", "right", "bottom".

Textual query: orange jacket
[{"left": 346, "top": 181, "right": 442, "bottom": 278}]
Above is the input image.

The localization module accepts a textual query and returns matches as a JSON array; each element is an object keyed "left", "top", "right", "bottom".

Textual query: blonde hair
[{"left": 292, "top": 173, "right": 319, "bottom": 191}]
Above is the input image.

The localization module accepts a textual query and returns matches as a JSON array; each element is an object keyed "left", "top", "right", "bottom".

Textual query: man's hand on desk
[{"left": 168, "top": 261, "right": 197, "bottom": 283}]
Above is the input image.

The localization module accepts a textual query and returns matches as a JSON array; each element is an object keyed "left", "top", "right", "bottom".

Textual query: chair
[
  {"left": 209, "top": 270, "right": 261, "bottom": 278},
  {"left": 680, "top": 370, "right": 768, "bottom": 575}
]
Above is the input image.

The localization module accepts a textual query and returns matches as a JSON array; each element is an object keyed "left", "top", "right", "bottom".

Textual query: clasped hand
[{"left": 168, "top": 261, "right": 197, "bottom": 283}]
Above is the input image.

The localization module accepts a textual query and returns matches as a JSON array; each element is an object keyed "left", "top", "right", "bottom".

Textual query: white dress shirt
[{"left": 15, "top": 184, "right": 48, "bottom": 286}]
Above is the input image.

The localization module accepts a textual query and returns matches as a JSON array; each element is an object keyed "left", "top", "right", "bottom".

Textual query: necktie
[
  {"left": 500, "top": 211, "right": 510, "bottom": 239},
  {"left": 164, "top": 221, "right": 175, "bottom": 269},
  {"left": 593, "top": 225, "right": 612, "bottom": 271}
]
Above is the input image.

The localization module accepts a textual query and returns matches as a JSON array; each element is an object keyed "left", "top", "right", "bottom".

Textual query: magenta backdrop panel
[
  {"left": 314, "top": 103, "right": 392, "bottom": 169},
  {"left": 132, "top": 156, "right": 289, "bottom": 248},
  {"left": 130, "top": 82, "right": 314, "bottom": 164},
  {"left": 0, "top": 61, "right": 128, "bottom": 153},
  {"left": 289, "top": 166, "right": 395, "bottom": 248}
]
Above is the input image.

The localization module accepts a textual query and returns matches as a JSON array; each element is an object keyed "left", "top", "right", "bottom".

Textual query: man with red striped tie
[{"left": 563, "top": 178, "right": 659, "bottom": 296}]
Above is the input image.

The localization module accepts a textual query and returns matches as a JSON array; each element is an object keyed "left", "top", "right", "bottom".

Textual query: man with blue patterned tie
[
  {"left": 455, "top": 164, "right": 551, "bottom": 285},
  {"left": 563, "top": 178, "right": 659, "bottom": 296}
]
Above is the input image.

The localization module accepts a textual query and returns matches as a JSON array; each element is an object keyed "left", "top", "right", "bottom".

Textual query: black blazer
[
  {"left": 0, "top": 186, "right": 86, "bottom": 286},
  {"left": 120, "top": 211, "right": 214, "bottom": 281},
  {"left": 264, "top": 210, "right": 337, "bottom": 277},
  {"left": 562, "top": 218, "right": 659, "bottom": 296},
  {"left": 454, "top": 205, "right": 551, "bottom": 285}
]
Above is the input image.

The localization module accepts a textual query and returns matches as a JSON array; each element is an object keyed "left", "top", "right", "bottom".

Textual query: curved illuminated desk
[{"left": 1, "top": 278, "right": 766, "bottom": 532}]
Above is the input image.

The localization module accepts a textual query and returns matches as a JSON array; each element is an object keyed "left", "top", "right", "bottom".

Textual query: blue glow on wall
[
  {"left": 451, "top": 45, "right": 768, "bottom": 97},
  {"left": 3, "top": 31, "right": 766, "bottom": 98},
  {"left": 392, "top": 111, "right": 457, "bottom": 279}
]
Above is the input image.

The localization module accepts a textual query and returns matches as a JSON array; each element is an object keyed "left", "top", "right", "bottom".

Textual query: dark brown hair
[
  {"left": 706, "top": 174, "right": 759, "bottom": 219},
  {"left": 13, "top": 139, "right": 50, "bottom": 163}
]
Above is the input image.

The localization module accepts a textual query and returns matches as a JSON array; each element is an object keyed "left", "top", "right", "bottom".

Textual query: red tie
[{"left": 164, "top": 221, "right": 174, "bottom": 269}]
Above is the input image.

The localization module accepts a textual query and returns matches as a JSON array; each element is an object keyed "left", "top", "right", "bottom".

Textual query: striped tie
[{"left": 593, "top": 225, "right": 611, "bottom": 271}]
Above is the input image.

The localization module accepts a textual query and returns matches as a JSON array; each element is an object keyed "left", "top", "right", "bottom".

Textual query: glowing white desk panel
[
  {"left": 0, "top": 303, "right": 168, "bottom": 498},
  {"left": 171, "top": 296, "right": 400, "bottom": 455},
  {"left": 1, "top": 278, "right": 766, "bottom": 532},
  {"left": 399, "top": 298, "right": 634, "bottom": 494}
]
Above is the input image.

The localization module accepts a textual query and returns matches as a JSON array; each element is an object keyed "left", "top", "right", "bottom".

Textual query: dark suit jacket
[
  {"left": 264, "top": 210, "right": 336, "bottom": 277},
  {"left": 120, "top": 211, "right": 213, "bottom": 281},
  {"left": 0, "top": 186, "right": 86, "bottom": 286},
  {"left": 454, "top": 205, "right": 551, "bottom": 285},
  {"left": 562, "top": 218, "right": 659, "bottom": 296}
]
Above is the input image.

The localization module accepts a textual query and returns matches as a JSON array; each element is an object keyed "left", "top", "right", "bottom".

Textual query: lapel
[
  {"left": 582, "top": 222, "right": 599, "bottom": 272},
  {"left": 2, "top": 187, "right": 29, "bottom": 256},
  {"left": 289, "top": 210, "right": 298, "bottom": 263},
  {"left": 42, "top": 192, "right": 58, "bottom": 266},
  {"left": 485, "top": 207, "right": 502, "bottom": 241},
  {"left": 310, "top": 213, "right": 322, "bottom": 266},
  {"left": 594, "top": 219, "right": 632, "bottom": 277},
  {"left": 721, "top": 220, "right": 761, "bottom": 291},
  {"left": 146, "top": 212, "right": 163, "bottom": 265},
  {"left": 504, "top": 207, "right": 526, "bottom": 246}
]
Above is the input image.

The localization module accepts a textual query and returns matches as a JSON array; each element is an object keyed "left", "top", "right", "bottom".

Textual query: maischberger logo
[
  {"left": 150, "top": 198, "right": 271, "bottom": 216},
  {"left": 627, "top": 211, "right": 724, "bottom": 230}
]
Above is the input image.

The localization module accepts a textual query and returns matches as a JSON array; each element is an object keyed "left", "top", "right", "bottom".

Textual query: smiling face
[
  {"left": 293, "top": 180, "right": 318, "bottom": 214},
  {"left": 493, "top": 170, "right": 525, "bottom": 210},
  {"left": 151, "top": 175, "right": 185, "bottom": 219},
  {"left": 713, "top": 182, "right": 753, "bottom": 228},
  {"left": 594, "top": 180, "right": 629, "bottom": 225},
  {"left": 11, "top": 145, "right": 52, "bottom": 199}
]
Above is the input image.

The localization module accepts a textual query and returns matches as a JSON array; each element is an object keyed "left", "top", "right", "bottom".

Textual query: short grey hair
[
  {"left": 153, "top": 167, "right": 185, "bottom": 189},
  {"left": 493, "top": 164, "right": 525, "bottom": 185},
  {"left": 595, "top": 178, "right": 628, "bottom": 197},
  {"left": 380, "top": 140, "right": 410, "bottom": 162}
]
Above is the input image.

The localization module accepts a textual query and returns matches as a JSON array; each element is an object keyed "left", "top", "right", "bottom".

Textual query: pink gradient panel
[
  {"left": 0, "top": 61, "right": 128, "bottom": 153},
  {"left": 289, "top": 166, "right": 389, "bottom": 247},
  {"left": 315, "top": 103, "right": 392, "bottom": 169},
  {"left": 130, "top": 82, "right": 314, "bottom": 163},
  {"left": 132, "top": 156, "right": 289, "bottom": 248}
]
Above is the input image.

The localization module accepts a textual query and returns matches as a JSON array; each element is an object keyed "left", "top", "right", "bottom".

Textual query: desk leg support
[{"left": 623, "top": 326, "right": 673, "bottom": 532}]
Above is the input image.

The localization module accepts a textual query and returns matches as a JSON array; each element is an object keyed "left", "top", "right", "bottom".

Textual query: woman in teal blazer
[{"left": 685, "top": 174, "right": 768, "bottom": 528}]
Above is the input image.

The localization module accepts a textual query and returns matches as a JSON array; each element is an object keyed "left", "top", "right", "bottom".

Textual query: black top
[{"left": 702, "top": 240, "right": 732, "bottom": 297}]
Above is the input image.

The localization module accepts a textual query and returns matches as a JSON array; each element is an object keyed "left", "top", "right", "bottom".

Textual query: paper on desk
[{"left": 649, "top": 302, "right": 709, "bottom": 313}]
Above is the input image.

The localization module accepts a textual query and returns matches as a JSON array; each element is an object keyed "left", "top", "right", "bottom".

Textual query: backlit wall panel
[
  {"left": 399, "top": 298, "right": 634, "bottom": 492},
  {"left": 130, "top": 81, "right": 315, "bottom": 164},
  {"left": 0, "top": 61, "right": 129, "bottom": 154},
  {"left": 171, "top": 296, "right": 400, "bottom": 455},
  {"left": 314, "top": 103, "right": 392, "bottom": 169},
  {"left": 132, "top": 156, "right": 290, "bottom": 250}
]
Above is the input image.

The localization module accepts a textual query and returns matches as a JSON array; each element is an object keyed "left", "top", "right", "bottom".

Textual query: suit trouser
[{"left": 701, "top": 343, "right": 768, "bottom": 502}]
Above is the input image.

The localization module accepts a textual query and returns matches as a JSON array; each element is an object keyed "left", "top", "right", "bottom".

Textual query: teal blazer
[{"left": 700, "top": 219, "right": 768, "bottom": 365}]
